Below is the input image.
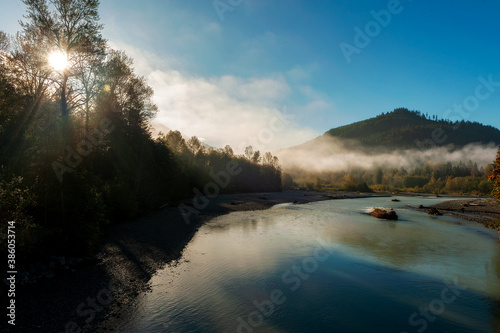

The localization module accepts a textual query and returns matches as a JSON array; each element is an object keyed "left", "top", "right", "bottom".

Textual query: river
[{"left": 114, "top": 196, "right": 500, "bottom": 333}]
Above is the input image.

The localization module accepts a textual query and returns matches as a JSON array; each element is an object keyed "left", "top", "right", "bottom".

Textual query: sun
[{"left": 48, "top": 51, "right": 68, "bottom": 71}]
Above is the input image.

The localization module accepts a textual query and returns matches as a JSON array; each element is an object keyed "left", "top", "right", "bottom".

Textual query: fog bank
[{"left": 277, "top": 136, "right": 498, "bottom": 172}]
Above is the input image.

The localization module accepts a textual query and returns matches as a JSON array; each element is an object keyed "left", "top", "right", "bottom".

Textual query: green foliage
[
  {"left": 490, "top": 147, "right": 500, "bottom": 202},
  {"left": 403, "top": 176, "right": 429, "bottom": 189},
  {"left": 289, "top": 161, "right": 493, "bottom": 195},
  {"left": 326, "top": 108, "right": 500, "bottom": 149},
  {"left": 0, "top": 1, "right": 282, "bottom": 261},
  {"left": 282, "top": 173, "right": 296, "bottom": 189},
  {"left": 288, "top": 108, "right": 499, "bottom": 195},
  {"left": 0, "top": 176, "right": 36, "bottom": 228},
  {"left": 344, "top": 181, "right": 372, "bottom": 193},
  {"left": 159, "top": 132, "right": 282, "bottom": 194},
  {"left": 374, "top": 167, "right": 383, "bottom": 184},
  {"left": 0, "top": 176, "right": 41, "bottom": 261}
]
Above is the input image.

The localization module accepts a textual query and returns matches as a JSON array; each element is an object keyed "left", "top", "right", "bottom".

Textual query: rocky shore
[{"left": 427, "top": 198, "right": 500, "bottom": 229}]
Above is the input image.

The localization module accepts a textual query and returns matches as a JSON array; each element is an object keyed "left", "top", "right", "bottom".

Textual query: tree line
[
  {"left": 491, "top": 148, "right": 500, "bottom": 202},
  {"left": 0, "top": 0, "right": 281, "bottom": 260},
  {"left": 287, "top": 160, "right": 496, "bottom": 195},
  {"left": 326, "top": 108, "right": 500, "bottom": 149}
]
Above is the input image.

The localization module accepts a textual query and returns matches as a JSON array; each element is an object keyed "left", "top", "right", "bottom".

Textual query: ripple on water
[{"left": 117, "top": 197, "right": 500, "bottom": 333}]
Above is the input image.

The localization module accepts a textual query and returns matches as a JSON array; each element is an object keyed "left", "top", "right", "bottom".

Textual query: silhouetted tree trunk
[
  {"left": 21, "top": 0, "right": 106, "bottom": 118},
  {"left": 61, "top": 73, "right": 68, "bottom": 118}
]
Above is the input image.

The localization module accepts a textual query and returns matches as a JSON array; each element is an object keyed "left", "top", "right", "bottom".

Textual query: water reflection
[{"left": 117, "top": 197, "right": 500, "bottom": 333}]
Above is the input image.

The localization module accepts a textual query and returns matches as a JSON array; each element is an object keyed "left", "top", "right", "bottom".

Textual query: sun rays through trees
[{"left": 0, "top": 0, "right": 282, "bottom": 260}]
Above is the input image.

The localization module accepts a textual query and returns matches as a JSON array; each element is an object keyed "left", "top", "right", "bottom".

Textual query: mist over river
[{"left": 113, "top": 196, "right": 500, "bottom": 333}]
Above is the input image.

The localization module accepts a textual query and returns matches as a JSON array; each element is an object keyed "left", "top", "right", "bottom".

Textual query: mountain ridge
[{"left": 321, "top": 108, "right": 500, "bottom": 150}]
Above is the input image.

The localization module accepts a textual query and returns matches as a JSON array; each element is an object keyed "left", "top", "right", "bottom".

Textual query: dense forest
[
  {"left": 0, "top": 0, "right": 281, "bottom": 260},
  {"left": 286, "top": 160, "right": 495, "bottom": 195},
  {"left": 325, "top": 108, "right": 500, "bottom": 149},
  {"left": 283, "top": 108, "right": 500, "bottom": 195},
  {"left": 491, "top": 149, "right": 500, "bottom": 202},
  {"left": 1, "top": 1, "right": 498, "bottom": 263}
]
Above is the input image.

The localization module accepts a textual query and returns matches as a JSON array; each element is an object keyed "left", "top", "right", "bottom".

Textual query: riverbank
[
  {"left": 12, "top": 190, "right": 383, "bottom": 333},
  {"left": 12, "top": 191, "right": 496, "bottom": 332},
  {"left": 428, "top": 198, "right": 500, "bottom": 228}
]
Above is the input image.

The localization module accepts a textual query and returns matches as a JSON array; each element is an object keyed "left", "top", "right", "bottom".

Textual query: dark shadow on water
[{"left": 15, "top": 208, "right": 211, "bottom": 333}]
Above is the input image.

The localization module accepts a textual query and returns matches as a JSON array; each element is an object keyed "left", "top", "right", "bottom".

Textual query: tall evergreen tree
[{"left": 490, "top": 147, "right": 500, "bottom": 202}]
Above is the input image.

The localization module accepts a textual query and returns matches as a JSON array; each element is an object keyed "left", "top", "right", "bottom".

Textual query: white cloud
[
  {"left": 149, "top": 69, "right": 317, "bottom": 152},
  {"left": 110, "top": 41, "right": 322, "bottom": 153},
  {"left": 215, "top": 75, "right": 290, "bottom": 104}
]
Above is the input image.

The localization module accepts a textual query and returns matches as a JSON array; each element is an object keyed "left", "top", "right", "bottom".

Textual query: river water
[{"left": 116, "top": 196, "right": 500, "bottom": 333}]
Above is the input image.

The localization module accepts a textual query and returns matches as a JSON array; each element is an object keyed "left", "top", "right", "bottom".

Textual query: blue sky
[{"left": 1, "top": 0, "right": 499, "bottom": 151}]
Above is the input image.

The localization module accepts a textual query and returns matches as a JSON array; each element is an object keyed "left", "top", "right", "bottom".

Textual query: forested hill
[{"left": 324, "top": 108, "right": 500, "bottom": 149}]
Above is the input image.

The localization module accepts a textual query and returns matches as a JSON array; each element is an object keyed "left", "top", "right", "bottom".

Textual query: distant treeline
[
  {"left": 491, "top": 150, "right": 500, "bottom": 203},
  {"left": 0, "top": 1, "right": 281, "bottom": 260},
  {"left": 159, "top": 131, "right": 282, "bottom": 196},
  {"left": 287, "top": 160, "right": 494, "bottom": 195}
]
